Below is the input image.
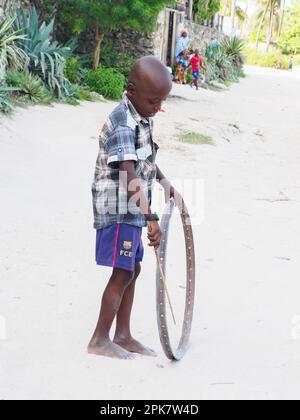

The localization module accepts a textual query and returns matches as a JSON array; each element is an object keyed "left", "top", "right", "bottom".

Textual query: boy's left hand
[
  {"left": 165, "top": 185, "right": 180, "bottom": 202},
  {"left": 169, "top": 185, "right": 176, "bottom": 199}
]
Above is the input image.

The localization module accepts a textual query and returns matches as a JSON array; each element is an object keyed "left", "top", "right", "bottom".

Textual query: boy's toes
[{"left": 114, "top": 337, "right": 157, "bottom": 357}]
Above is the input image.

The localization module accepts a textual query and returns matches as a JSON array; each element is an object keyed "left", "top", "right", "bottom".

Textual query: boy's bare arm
[
  {"left": 119, "top": 161, "right": 151, "bottom": 215},
  {"left": 156, "top": 164, "right": 176, "bottom": 199},
  {"left": 119, "top": 161, "right": 161, "bottom": 249}
]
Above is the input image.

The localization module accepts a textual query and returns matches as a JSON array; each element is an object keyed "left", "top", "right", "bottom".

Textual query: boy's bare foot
[
  {"left": 87, "top": 339, "right": 135, "bottom": 360},
  {"left": 114, "top": 336, "right": 157, "bottom": 357}
]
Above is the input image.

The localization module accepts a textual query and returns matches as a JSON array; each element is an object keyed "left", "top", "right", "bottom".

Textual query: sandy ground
[{"left": 0, "top": 66, "right": 300, "bottom": 400}]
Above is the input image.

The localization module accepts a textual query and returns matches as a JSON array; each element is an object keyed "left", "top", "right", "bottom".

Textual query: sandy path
[{"left": 0, "top": 66, "right": 300, "bottom": 400}]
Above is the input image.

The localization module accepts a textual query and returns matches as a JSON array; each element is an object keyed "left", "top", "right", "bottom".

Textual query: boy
[
  {"left": 89, "top": 57, "right": 175, "bottom": 359},
  {"left": 189, "top": 49, "right": 206, "bottom": 90}
]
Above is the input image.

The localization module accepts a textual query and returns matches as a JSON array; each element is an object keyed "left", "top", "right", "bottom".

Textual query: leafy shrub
[
  {"left": 205, "top": 47, "right": 235, "bottom": 81},
  {"left": 244, "top": 47, "right": 289, "bottom": 70},
  {"left": 6, "top": 70, "right": 53, "bottom": 104},
  {"left": 221, "top": 36, "right": 245, "bottom": 68},
  {"left": 205, "top": 60, "right": 220, "bottom": 81},
  {"left": 247, "top": 32, "right": 266, "bottom": 44},
  {"left": 0, "top": 17, "right": 28, "bottom": 82},
  {"left": 294, "top": 55, "right": 300, "bottom": 65},
  {"left": 278, "top": 2, "right": 300, "bottom": 54},
  {"left": 205, "top": 39, "right": 246, "bottom": 84},
  {"left": 84, "top": 67, "right": 125, "bottom": 100},
  {"left": 100, "top": 43, "right": 135, "bottom": 79},
  {"left": 0, "top": 85, "right": 16, "bottom": 112},
  {"left": 14, "top": 6, "right": 74, "bottom": 98},
  {"left": 65, "top": 57, "right": 85, "bottom": 84},
  {"left": 193, "top": 0, "right": 221, "bottom": 26}
]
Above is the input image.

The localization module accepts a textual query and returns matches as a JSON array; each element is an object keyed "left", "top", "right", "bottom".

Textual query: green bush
[
  {"left": 204, "top": 40, "right": 246, "bottom": 85},
  {"left": 244, "top": 47, "right": 289, "bottom": 70},
  {"left": 100, "top": 43, "right": 135, "bottom": 79},
  {"left": 6, "top": 70, "right": 53, "bottom": 104},
  {"left": 0, "top": 17, "right": 28, "bottom": 83},
  {"left": 14, "top": 6, "right": 74, "bottom": 98},
  {"left": 84, "top": 67, "right": 125, "bottom": 100},
  {"left": 0, "top": 85, "right": 17, "bottom": 113},
  {"left": 278, "top": 2, "right": 300, "bottom": 54},
  {"left": 193, "top": 0, "right": 221, "bottom": 25},
  {"left": 247, "top": 32, "right": 266, "bottom": 44},
  {"left": 294, "top": 55, "right": 300, "bottom": 65},
  {"left": 205, "top": 47, "right": 235, "bottom": 81},
  {"left": 65, "top": 57, "right": 85, "bottom": 84},
  {"left": 221, "top": 36, "right": 245, "bottom": 68}
]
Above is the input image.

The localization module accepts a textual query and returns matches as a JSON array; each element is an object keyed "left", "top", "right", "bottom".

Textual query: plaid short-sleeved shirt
[{"left": 92, "top": 93, "right": 159, "bottom": 230}]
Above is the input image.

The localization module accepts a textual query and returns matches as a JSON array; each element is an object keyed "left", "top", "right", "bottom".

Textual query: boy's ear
[{"left": 127, "top": 82, "right": 136, "bottom": 98}]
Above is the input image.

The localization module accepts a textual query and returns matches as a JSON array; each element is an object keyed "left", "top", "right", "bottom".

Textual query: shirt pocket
[
  {"left": 136, "top": 144, "right": 152, "bottom": 161},
  {"left": 135, "top": 143, "right": 156, "bottom": 181}
]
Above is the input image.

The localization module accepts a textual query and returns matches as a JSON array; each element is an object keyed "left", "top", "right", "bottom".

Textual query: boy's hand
[
  {"left": 165, "top": 186, "right": 184, "bottom": 212},
  {"left": 164, "top": 185, "right": 178, "bottom": 202},
  {"left": 147, "top": 221, "right": 162, "bottom": 250}
]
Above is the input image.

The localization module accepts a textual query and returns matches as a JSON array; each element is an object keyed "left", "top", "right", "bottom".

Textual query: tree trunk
[
  {"left": 240, "top": 1, "right": 249, "bottom": 38},
  {"left": 266, "top": 1, "right": 274, "bottom": 52},
  {"left": 255, "top": 0, "right": 270, "bottom": 50},
  {"left": 223, "top": 0, "right": 230, "bottom": 16},
  {"left": 188, "top": 0, "right": 193, "bottom": 20},
  {"left": 230, "top": 0, "right": 236, "bottom": 35},
  {"left": 278, "top": 0, "right": 286, "bottom": 37},
  {"left": 93, "top": 24, "right": 104, "bottom": 70}
]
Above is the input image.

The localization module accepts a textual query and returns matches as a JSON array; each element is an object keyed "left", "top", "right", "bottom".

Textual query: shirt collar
[{"left": 122, "top": 92, "right": 150, "bottom": 125}]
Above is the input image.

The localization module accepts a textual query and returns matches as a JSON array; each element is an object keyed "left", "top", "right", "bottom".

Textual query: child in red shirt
[{"left": 189, "top": 49, "right": 206, "bottom": 90}]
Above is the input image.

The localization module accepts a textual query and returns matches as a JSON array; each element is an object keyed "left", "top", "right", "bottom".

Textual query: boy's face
[{"left": 127, "top": 84, "right": 171, "bottom": 119}]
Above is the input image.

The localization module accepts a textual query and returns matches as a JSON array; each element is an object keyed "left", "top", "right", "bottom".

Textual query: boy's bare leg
[
  {"left": 88, "top": 268, "right": 136, "bottom": 359},
  {"left": 113, "top": 263, "right": 157, "bottom": 357}
]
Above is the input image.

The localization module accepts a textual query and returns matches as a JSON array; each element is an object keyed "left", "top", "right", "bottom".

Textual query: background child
[{"left": 189, "top": 49, "right": 206, "bottom": 90}]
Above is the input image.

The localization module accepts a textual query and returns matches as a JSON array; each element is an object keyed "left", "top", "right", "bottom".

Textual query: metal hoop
[{"left": 156, "top": 198, "right": 196, "bottom": 361}]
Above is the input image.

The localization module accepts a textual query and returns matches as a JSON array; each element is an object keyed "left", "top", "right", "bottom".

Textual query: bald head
[
  {"left": 129, "top": 56, "right": 172, "bottom": 96},
  {"left": 127, "top": 56, "right": 172, "bottom": 118}
]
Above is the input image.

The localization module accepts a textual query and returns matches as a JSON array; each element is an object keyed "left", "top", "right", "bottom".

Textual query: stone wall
[
  {"left": 105, "top": 11, "right": 166, "bottom": 60},
  {"left": 0, "top": 0, "right": 29, "bottom": 17},
  {"left": 105, "top": 13, "right": 224, "bottom": 63},
  {"left": 184, "top": 21, "right": 224, "bottom": 55},
  {"left": 106, "top": 31, "right": 156, "bottom": 60}
]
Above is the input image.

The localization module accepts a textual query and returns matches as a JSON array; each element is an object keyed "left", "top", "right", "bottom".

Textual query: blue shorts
[
  {"left": 192, "top": 70, "right": 200, "bottom": 80},
  {"left": 96, "top": 224, "right": 144, "bottom": 272}
]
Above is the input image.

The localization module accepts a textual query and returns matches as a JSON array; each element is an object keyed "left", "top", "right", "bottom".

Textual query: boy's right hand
[{"left": 147, "top": 221, "right": 162, "bottom": 250}]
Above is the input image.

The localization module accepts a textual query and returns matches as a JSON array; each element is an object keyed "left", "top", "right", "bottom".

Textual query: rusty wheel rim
[{"left": 156, "top": 198, "right": 196, "bottom": 361}]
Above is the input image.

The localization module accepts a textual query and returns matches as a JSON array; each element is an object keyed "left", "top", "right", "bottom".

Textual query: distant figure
[
  {"left": 189, "top": 49, "right": 206, "bottom": 90},
  {"left": 175, "top": 50, "right": 189, "bottom": 84},
  {"left": 175, "top": 29, "right": 190, "bottom": 62},
  {"left": 288, "top": 57, "right": 294, "bottom": 70}
]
